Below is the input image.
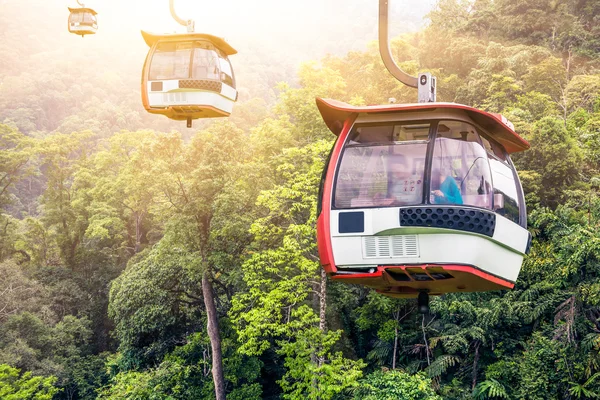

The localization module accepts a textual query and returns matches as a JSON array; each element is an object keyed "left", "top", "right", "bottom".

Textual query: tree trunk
[
  {"left": 134, "top": 212, "right": 142, "bottom": 254},
  {"left": 472, "top": 340, "right": 481, "bottom": 390},
  {"left": 392, "top": 307, "right": 400, "bottom": 370},
  {"left": 202, "top": 269, "right": 226, "bottom": 400},
  {"left": 319, "top": 268, "right": 327, "bottom": 333},
  {"left": 422, "top": 314, "right": 430, "bottom": 366},
  {"left": 561, "top": 49, "right": 572, "bottom": 125}
]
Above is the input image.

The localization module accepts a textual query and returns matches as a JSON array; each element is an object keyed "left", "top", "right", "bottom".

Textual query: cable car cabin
[
  {"left": 68, "top": 7, "right": 97, "bottom": 37},
  {"left": 141, "top": 31, "right": 238, "bottom": 121},
  {"left": 316, "top": 98, "right": 531, "bottom": 299}
]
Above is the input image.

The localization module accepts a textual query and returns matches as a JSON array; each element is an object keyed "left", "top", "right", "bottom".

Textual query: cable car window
[
  {"left": 192, "top": 45, "right": 220, "bottom": 80},
  {"left": 431, "top": 121, "right": 492, "bottom": 208},
  {"left": 219, "top": 56, "right": 234, "bottom": 87},
  {"left": 69, "top": 12, "right": 83, "bottom": 23},
  {"left": 317, "top": 141, "right": 337, "bottom": 216},
  {"left": 334, "top": 123, "right": 430, "bottom": 209},
  {"left": 480, "top": 135, "right": 507, "bottom": 161},
  {"left": 149, "top": 42, "right": 192, "bottom": 80},
  {"left": 84, "top": 13, "right": 97, "bottom": 24},
  {"left": 489, "top": 159, "right": 520, "bottom": 223},
  {"left": 70, "top": 12, "right": 96, "bottom": 24}
]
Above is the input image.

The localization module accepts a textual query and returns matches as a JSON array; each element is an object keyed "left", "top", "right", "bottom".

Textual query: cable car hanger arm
[
  {"left": 379, "top": 0, "right": 436, "bottom": 103},
  {"left": 379, "top": 0, "right": 417, "bottom": 88},
  {"left": 169, "top": 0, "right": 194, "bottom": 32}
]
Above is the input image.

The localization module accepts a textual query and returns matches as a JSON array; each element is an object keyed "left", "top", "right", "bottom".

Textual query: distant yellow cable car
[
  {"left": 67, "top": 6, "right": 97, "bottom": 37},
  {"left": 140, "top": 31, "right": 238, "bottom": 127}
]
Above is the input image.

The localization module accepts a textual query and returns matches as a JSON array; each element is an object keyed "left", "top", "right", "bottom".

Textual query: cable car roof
[
  {"left": 68, "top": 7, "right": 97, "bottom": 15},
  {"left": 141, "top": 30, "right": 237, "bottom": 55},
  {"left": 316, "top": 98, "right": 530, "bottom": 153}
]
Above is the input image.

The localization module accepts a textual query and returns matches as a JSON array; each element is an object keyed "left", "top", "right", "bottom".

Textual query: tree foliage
[
  {"left": 1, "top": 0, "right": 600, "bottom": 398},
  {"left": 0, "top": 364, "right": 59, "bottom": 400}
]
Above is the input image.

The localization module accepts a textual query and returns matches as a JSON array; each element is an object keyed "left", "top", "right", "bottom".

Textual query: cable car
[
  {"left": 67, "top": 7, "right": 98, "bottom": 37},
  {"left": 141, "top": 31, "right": 238, "bottom": 125},
  {"left": 316, "top": 98, "right": 531, "bottom": 299}
]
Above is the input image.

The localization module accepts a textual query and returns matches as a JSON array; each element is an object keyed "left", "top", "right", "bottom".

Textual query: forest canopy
[{"left": 1, "top": 0, "right": 600, "bottom": 398}]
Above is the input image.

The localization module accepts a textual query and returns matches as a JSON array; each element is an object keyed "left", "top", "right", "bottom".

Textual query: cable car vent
[
  {"left": 400, "top": 207, "right": 496, "bottom": 237},
  {"left": 377, "top": 237, "right": 390, "bottom": 257},
  {"left": 163, "top": 92, "right": 187, "bottom": 104},
  {"left": 363, "top": 236, "right": 419, "bottom": 258}
]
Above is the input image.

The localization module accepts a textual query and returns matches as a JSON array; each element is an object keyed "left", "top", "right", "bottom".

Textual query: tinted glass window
[
  {"left": 192, "top": 45, "right": 220, "bottom": 80},
  {"left": 149, "top": 42, "right": 192, "bottom": 80},
  {"left": 219, "top": 56, "right": 235, "bottom": 87},
  {"left": 489, "top": 159, "right": 520, "bottom": 223},
  {"left": 317, "top": 142, "right": 336, "bottom": 216},
  {"left": 334, "top": 123, "right": 430, "bottom": 209},
  {"left": 430, "top": 121, "right": 493, "bottom": 208},
  {"left": 480, "top": 135, "right": 507, "bottom": 161},
  {"left": 149, "top": 42, "right": 221, "bottom": 81},
  {"left": 69, "top": 12, "right": 83, "bottom": 23},
  {"left": 83, "top": 13, "right": 97, "bottom": 24}
]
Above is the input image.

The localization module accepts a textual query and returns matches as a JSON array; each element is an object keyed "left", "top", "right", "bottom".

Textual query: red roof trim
[{"left": 316, "top": 98, "right": 530, "bottom": 154}]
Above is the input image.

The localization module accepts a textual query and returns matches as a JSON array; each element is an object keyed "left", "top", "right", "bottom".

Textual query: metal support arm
[
  {"left": 379, "top": 0, "right": 418, "bottom": 88},
  {"left": 169, "top": 0, "right": 195, "bottom": 32},
  {"left": 378, "top": 0, "right": 437, "bottom": 102}
]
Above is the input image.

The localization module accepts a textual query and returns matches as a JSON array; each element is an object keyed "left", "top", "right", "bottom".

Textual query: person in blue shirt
[{"left": 431, "top": 168, "right": 463, "bottom": 205}]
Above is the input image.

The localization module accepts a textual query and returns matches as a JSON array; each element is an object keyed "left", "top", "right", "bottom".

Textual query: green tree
[
  {"left": 37, "top": 131, "right": 94, "bottom": 269},
  {"left": 109, "top": 123, "right": 259, "bottom": 399},
  {"left": 0, "top": 125, "right": 36, "bottom": 260},
  {"left": 514, "top": 116, "right": 583, "bottom": 207},
  {"left": 351, "top": 370, "right": 442, "bottom": 400},
  {"left": 0, "top": 364, "right": 59, "bottom": 400},
  {"left": 232, "top": 141, "right": 364, "bottom": 398}
]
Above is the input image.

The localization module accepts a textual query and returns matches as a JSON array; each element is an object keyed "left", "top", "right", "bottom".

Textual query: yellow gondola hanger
[
  {"left": 67, "top": 2, "right": 97, "bottom": 37},
  {"left": 139, "top": 0, "right": 238, "bottom": 127}
]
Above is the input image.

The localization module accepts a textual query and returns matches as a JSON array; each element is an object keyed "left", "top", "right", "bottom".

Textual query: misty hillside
[{"left": 0, "top": 0, "right": 434, "bottom": 135}]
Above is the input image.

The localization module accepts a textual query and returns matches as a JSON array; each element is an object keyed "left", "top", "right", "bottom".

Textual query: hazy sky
[
  {"left": 7, "top": 0, "right": 436, "bottom": 62},
  {"left": 0, "top": 0, "right": 438, "bottom": 130},
  {"left": 68, "top": 0, "right": 437, "bottom": 40}
]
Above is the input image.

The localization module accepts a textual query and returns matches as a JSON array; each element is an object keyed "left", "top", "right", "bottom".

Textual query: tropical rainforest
[{"left": 1, "top": 0, "right": 600, "bottom": 398}]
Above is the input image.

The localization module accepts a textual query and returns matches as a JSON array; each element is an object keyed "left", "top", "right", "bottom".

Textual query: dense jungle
[{"left": 1, "top": 0, "right": 600, "bottom": 398}]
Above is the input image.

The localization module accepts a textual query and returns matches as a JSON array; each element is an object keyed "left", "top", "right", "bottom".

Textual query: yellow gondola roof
[
  {"left": 68, "top": 7, "right": 97, "bottom": 15},
  {"left": 141, "top": 31, "right": 237, "bottom": 55}
]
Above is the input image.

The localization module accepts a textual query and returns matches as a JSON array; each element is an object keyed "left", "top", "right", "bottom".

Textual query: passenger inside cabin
[
  {"left": 375, "top": 156, "right": 422, "bottom": 206},
  {"left": 431, "top": 168, "right": 463, "bottom": 205}
]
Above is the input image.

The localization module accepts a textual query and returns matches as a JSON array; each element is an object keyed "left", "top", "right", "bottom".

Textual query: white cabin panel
[
  {"left": 148, "top": 91, "right": 234, "bottom": 113},
  {"left": 332, "top": 233, "right": 523, "bottom": 282},
  {"left": 221, "top": 85, "right": 237, "bottom": 101},
  {"left": 493, "top": 215, "right": 529, "bottom": 254}
]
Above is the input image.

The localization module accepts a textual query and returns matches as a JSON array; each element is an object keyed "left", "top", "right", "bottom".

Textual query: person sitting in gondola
[
  {"left": 431, "top": 168, "right": 463, "bottom": 205},
  {"left": 380, "top": 159, "right": 422, "bottom": 206}
]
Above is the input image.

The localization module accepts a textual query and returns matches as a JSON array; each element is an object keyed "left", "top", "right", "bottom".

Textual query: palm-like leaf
[{"left": 473, "top": 379, "right": 509, "bottom": 399}]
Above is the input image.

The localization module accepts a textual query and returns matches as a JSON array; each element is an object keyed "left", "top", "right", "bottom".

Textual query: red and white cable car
[{"left": 316, "top": 98, "right": 531, "bottom": 299}]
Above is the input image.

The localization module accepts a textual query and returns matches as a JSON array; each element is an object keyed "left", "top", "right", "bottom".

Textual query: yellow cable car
[
  {"left": 141, "top": 31, "right": 238, "bottom": 126},
  {"left": 67, "top": 7, "right": 97, "bottom": 37}
]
